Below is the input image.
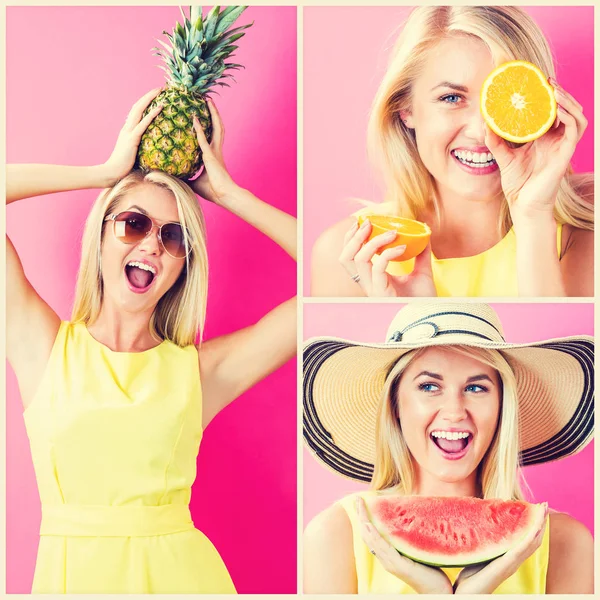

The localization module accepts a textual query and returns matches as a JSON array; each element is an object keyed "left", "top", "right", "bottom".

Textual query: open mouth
[
  {"left": 430, "top": 431, "right": 473, "bottom": 460},
  {"left": 125, "top": 261, "right": 157, "bottom": 293}
]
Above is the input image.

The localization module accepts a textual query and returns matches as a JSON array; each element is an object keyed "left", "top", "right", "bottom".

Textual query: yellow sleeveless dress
[
  {"left": 354, "top": 205, "right": 563, "bottom": 297},
  {"left": 23, "top": 321, "right": 236, "bottom": 594},
  {"left": 339, "top": 492, "right": 549, "bottom": 594}
]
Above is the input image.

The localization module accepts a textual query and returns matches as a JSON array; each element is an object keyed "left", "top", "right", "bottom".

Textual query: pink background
[
  {"left": 6, "top": 6, "right": 296, "bottom": 594},
  {"left": 303, "top": 6, "right": 595, "bottom": 293},
  {"left": 303, "top": 303, "right": 594, "bottom": 536}
]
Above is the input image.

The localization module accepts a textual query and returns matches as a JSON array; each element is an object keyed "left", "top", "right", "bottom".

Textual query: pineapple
[{"left": 137, "top": 6, "right": 252, "bottom": 179}]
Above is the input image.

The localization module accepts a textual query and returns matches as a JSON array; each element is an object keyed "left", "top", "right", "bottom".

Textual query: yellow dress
[
  {"left": 354, "top": 205, "right": 563, "bottom": 297},
  {"left": 23, "top": 321, "right": 236, "bottom": 594},
  {"left": 339, "top": 492, "right": 549, "bottom": 594}
]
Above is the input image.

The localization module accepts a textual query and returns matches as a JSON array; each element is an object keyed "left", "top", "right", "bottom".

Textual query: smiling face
[
  {"left": 396, "top": 347, "right": 501, "bottom": 490},
  {"left": 403, "top": 35, "right": 503, "bottom": 202},
  {"left": 100, "top": 183, "right": 187, "bottom": 314}
]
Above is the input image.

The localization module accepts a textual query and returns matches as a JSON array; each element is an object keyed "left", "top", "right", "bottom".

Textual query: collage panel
[
  {"left": 304, "top": 6, "right": 593, "bottom": 298},
  {"left": 303, "top": 302, "right": 594, "bottom": 593},
  {"left": 6, "top": 5, "right": 297, "bottom": 595}
]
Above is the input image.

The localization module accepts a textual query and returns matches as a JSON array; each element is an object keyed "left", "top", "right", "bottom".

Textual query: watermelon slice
[{"left": 364, "top": 495, "right": 544, "bottom": 567}]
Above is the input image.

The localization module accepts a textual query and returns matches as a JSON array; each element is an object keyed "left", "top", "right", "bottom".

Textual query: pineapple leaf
[
  {"left": 190, "top": 6, "right": 202, "bottom": 24},
  {"left": 156, "top": 39, "right": 174, "bottom": 55},
  {"left": 215, "top": 6, "right": 247, "bottom": 36},
  {"left": 205, "top": 32, "right": 246, "bottom": 56},
  {"left": 204, "top": 5, "right": 221, "bottom": 40}
]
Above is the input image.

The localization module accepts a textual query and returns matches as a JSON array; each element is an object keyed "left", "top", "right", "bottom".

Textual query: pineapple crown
[{"left": 153, "top": 6, "right": 252, "bottom": 94}]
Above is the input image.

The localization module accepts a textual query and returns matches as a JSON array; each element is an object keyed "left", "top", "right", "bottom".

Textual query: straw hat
[{"left": 303, "top": 303, "right": 594, "bottom": 482}]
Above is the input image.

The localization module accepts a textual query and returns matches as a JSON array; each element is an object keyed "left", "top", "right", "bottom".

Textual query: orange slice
[
  {"left": 357, "top": 215, "right": 431, "bottom": 262},
  {"left": 480, "top": 60, "right": 557, "bottom": 143}
]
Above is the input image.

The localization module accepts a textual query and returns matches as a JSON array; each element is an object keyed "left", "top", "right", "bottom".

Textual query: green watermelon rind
[{"left": 365, "top": 495, "right": 544, "bottom": 568}]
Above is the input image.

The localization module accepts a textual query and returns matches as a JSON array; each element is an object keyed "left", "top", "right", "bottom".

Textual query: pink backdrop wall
[
  {"left": 6, "top": 6, "right": 296, "bottom": 594},
  {"left": 303, "top": 6, "right": 595, "bottom": 293},
  {"left": 303, "top": 303, "right": 594, "bottom": 537}
]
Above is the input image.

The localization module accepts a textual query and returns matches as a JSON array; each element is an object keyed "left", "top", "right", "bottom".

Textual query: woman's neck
[
  {"left": 87, "top": 304, "right": 160, "bottom": 352},
  {"left": 412, "top": 469, "right": 481, "bottom": 498},
  {"left": 420, "top": 185, "right": 506, "bottom": 259}
]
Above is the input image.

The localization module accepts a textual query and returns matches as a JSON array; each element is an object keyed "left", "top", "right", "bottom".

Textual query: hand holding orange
[
  {"left": 356, "top": 215, "right": 431, "bottom": 262},
  {"left": 480, "top": 60, "right": 557, "bottom": 144}
]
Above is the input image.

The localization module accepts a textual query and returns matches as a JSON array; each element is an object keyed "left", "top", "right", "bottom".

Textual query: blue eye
[
  {"left": 465, "top": 384, "right": 488, "bottom": 393},
  {"left": 440, "top": 94, "right": 463, "bottom": 104},
  {"left": 419, "top": 382, "right": 439, "bottom": 392}
]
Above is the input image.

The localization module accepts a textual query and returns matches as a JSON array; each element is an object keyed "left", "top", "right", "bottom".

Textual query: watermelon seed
[
  {"left": 453, "top": 533, "right": 458, "bottom": 542},
  {"left": 400, "top": 510, "right": 407, "bottom": 516},
  {"left": 440, "top": 523, "right": 445, "bottom": 534},
  {"left": 461, "top": 534, "right": 467, "bottom": 545}
]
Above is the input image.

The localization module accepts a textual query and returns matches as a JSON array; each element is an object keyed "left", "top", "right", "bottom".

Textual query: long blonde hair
[
  {"left": 71, "top": 170, "right": 209, "bottom": 347},
  {"left": 368, "top": 6, "right": 593, "bottom": 235},
  {"left": 372, "top": 345, "right": 527, "bottom": 500}
]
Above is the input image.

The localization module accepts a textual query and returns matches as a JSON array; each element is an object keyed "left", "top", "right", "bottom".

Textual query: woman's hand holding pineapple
[
  {"left": 101, "top": 88, "right": 164, "bottom": 187},
  {"left": 189, "top": 99, "right": 239, "bottom": 205}
]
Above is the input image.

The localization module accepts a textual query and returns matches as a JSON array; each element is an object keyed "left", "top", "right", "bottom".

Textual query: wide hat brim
[{"left": 304, "top": 334, "right": 594, "bottom": 483}]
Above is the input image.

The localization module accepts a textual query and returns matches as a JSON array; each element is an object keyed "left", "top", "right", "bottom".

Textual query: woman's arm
[
  {"left": 560, "top": 225, "right": 594, "bottom": 296},
  {"left": 199, "top": 297, "right": 296, "bottom": 428},
  {"left": 513, "top": 215, "right": 566, "bottom": 296},
  {"left": 6, "top": 164, "right": 112, "bottom": 204},
  {"left": 217, "top": 184, "right": 296, "bottom": 259},
  {"left": 7, "top": 88, "right": 163, "bottom": 406},
  {"left": 190, "top": 100, "right": 296, "bottom": 259},
  {"left": 191, "top": 100, "right": 297, "bottom": 427},
  {"left": 7, "top": 89, "right": 164, "bottom": 205},
  {"left": 485, "top": 79, "right": 589, "bottom": 297},
  {"left": 303, "top": 504, "right": 358, "bottom": 594},
  {"left": 546, "top": 512, "right": 594, "bottom": 593}
]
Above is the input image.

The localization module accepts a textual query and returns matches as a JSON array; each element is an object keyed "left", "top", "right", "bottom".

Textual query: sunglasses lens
[
  {"left": 161, "top": 223, "right": 187, "bottom": 258},
  {"left": 114, "top": 212, "right": 152, "bottom": 243}
]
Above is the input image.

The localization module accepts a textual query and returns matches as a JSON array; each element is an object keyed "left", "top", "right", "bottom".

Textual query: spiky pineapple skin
[{"left": 137, "top": 86, "right": 213, "bottom": 179}]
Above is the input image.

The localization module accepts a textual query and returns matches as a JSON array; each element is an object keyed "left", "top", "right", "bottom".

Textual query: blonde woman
[
  {"left": 303, "top": 304, "right": 594, "bottom": 593},
  {"left": 312, "top": 6, "right": 593, "bottom": 297},
  {"left": 7, "top": 89, "right": 296, "bottom": 593}
]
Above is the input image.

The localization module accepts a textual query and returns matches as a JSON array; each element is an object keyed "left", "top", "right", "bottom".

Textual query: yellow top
[
  {"left": 24, "top": 321, "right": 236, "bottom": 594},
  {"left": 338, "top": 492, "right": 550, "bottom": 594},
  {"left": 354, "top": 205, "right": 563, "bottom": 297}
]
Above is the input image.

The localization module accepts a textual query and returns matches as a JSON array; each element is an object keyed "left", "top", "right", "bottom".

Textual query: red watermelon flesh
[{"left": 364, "top": 495, "right": 544, "bottom": 567}]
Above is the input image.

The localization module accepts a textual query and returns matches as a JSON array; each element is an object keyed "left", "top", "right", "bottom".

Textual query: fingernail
[
  {"left": 360, "top": 219, "right": 370, "bottom": 229},
  {"left": 351, "top": 220, "right": 359, "bottom": 231},
  {"left": 383, "top": 230, "right": 397, "bottom": 240},
  {"left": 392, "top": 244, "right": 407, "bottom": 253}
]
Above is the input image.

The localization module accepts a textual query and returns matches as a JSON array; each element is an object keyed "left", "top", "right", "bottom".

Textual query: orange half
[
  {"left": 357, "top": 215, "right": 431, "bottom": 262},
  {"left": 481, "top": 60, "right": 557, "bottom": 143}
]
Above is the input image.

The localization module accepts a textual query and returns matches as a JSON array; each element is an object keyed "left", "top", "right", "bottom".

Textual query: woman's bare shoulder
[
  {"left": 303, "top": 501, "right": 357, "bottom": 593},
  {"left": 304, "top": 501, "right": 353, "bottom": 545},
  {"left": 546, "top": 511, "right": 593, "bottom": 593}
]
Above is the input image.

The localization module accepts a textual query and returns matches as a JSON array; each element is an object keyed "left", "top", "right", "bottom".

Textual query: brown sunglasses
[{"left": 104, "top": 211, "right": 190, "bottom": 259}]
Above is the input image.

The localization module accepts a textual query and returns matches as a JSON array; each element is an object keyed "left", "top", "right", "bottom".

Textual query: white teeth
[
  {"left": 127, "top": 261, "right": 156, "bottom": 275},
  {"left": 431, "top": 431, "right": 470, "bottom": 440},
  {"left": 452, "top": 150, "right": 496, "bottom": 167}
]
